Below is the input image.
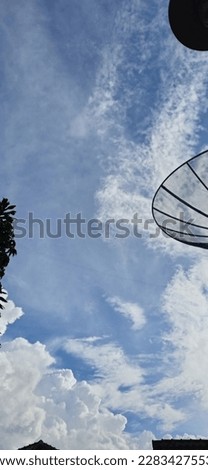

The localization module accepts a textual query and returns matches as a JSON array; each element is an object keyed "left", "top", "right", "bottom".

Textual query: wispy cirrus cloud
[
  {"left": 2, "top": 0, "right": 208, "bottom": 446},
  {"left": 106, "top": 296, "right": 146, "bottom": 330},
  {"left": 147, "top": 257, "right": 208, "bottom": 435},
  {"left": 87, "top": 1, "right": 208, "bottom": 257},
  {"left": 64, "top": 336, "right": 186, "bottom": 431}
]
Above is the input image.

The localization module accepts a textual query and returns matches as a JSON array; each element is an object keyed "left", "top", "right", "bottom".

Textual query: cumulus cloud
[
  {"left": 0, "top": 293, "right": 155, "bottom": 450},
  {"left": 38, "top": 368, "right": 130, "bottom": 450},
  {"left": 0, "top": 338, "right": 53, "bottom": 449},
  {"left": 107, "top": 296, "right": 146, "bottom": 330},
  {"left": 0, "top": 336, "right": 127, "bottom": 449},
  {"left": 0, "top": 326, "right": 198, "bottom": 449},
  {"left": 0, "top": 292, "right": 24, "bottom": 336},
  {"left": 0, "top": 333, "right": 156, "bottom": 450}
]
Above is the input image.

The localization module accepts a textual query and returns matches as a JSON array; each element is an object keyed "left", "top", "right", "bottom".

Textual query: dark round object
[{"left": 169, "top": 0, "right": 208, "bottom": 50}]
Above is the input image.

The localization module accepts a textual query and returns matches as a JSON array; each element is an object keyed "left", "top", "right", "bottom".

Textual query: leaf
[{"left": 6, "top": 205, "right": 16, "bottom": 211}]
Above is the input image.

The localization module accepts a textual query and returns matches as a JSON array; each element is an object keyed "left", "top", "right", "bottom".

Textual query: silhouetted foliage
[{"left": 0, "top": 198, "right": 17, "bottom": 310}]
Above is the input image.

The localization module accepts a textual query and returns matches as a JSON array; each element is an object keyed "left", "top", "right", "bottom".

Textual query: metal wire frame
[{"left": 152, "top": 149, "right": 208, "bottom": 249}]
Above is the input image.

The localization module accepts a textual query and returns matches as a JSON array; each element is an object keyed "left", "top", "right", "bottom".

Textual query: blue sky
[{"left": 1, "top": 0, "right": 208, "bottom": 450}]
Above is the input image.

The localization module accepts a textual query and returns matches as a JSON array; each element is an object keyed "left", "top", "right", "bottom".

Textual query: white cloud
[
  {"left": 107, "top": 296, "right": 146, "bottom": 330},
  {"left": 0, "top": 338, "right": 53, "bottom": 449},
  {"left": 153, "top": 258, "right": 208, "bottom": 425},
  {"left": 0, "top": 292, "right": 24, "bottom": 336},
  {"left": 0, "top": 291, "right": 155, "bottom": 450},
  {"left": 37, "top": 368, "right": 129, "bottom": 450},
  {"left": 0, "top": 326, "right": 196, "bottom": 449},
  {"left": 64, "top": 337, "right": 144, "bottom": 389},
  {"left": 0, "top": 334, "right": 157, "bottom": 450},
  {"left": 163, "top": 433, "right": 205, "bottom": 439},
  {"left": 88, "top": 1, "right": 208, "bottom": 258},
  {"left": 2, "top": 0, "right": 208, "bottom": 446},
  {"left": 64, "top": 337, "right": 185, "bottom": 431},
  {"left": 0, "top": 336, "right": 128, "bottom": 449}
]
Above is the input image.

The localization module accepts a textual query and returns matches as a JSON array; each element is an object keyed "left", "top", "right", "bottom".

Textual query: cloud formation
[
  {"left": 2, "top": 0, "right": 208, "bottom": 447},
  {"left": 0, "top": 332, "right": 156, "bottom": 449},
  {"left": 107, "top": 296, "right": 146, "bottom": 330},
  {"left": 0, "top": 293, "right": 24, "bottom": 336},
  {"left": 64, "top": 336, "right": 186, "bottom": 432}
]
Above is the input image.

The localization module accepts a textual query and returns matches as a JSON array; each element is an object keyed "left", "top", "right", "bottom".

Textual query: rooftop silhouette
[
  {"left": 152, "top": 439, "right": 208, "bottom": 450},
  {"left": 18, "top": 440, "right": 57, "bottom": 450}
]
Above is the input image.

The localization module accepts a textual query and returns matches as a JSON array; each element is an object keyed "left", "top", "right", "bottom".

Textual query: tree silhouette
[{"left": 0, "top": 198, "right": 17, "bottom": 310}]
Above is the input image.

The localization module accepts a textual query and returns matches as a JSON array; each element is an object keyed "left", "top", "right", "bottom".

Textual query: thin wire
[
  {"left": 187, "top": 162, "right": 208, "bottom": 191},
  {"left": 153, "top": 206, "right": 208, "bottom": 230},
  {"left": 162, "top": 185, "right": 208, "bottom": 218}
]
